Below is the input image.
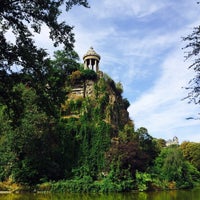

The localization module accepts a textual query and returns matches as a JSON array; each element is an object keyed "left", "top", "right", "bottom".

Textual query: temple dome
[
  {"left": 83, "top": 47, "right": 101, "bottom": 61},
  {"left": 83, "top": 47, "right": 101, "bottom": 73}
]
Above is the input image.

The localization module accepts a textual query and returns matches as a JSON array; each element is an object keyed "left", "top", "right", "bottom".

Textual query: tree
[
  {"left": 0, "top": 0, "right": 89, "bottom": 118},
  {"left": 106, "top": 140, "right": 150, "bottom": 179},
  {"left": 0, "top": 104, "right": 15, "bottom": 181},
  {"left": 0, "top": 84, "right": 48, "bottom": 184},
  {"left": 183, "top": 3, "right": 200, "bottom": 116},
  {"left": 51, "top": 49, "right": 80, "bottom": 75},
  {"left": 0, "top": 48, "right": 81, "bottom": 121},
  {"left": 33, "top": 49, "right": 81, "bottom": 118},
  {"left": 152, "top": 146, "right": 200, "bottom": 189},
  {"left": 0, "top": 0, "right": 88, "bottom": 71},
  {"left": 135, "top": 127, "right": 159, "bottom": 166},
  {"left": 0, "top": 84, "right": 76, "bottom": 184},
  {"left": 180, "top": 141, "right": 200, "bottom": 171}
]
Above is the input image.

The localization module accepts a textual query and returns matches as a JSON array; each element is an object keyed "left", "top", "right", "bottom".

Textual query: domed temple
[{"left": 83, "top": 47, "right": 101, "bottom": 72}]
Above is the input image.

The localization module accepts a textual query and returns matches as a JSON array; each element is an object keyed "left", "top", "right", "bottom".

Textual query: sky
[{"left": 34, "top": 0, "right": 200, "bottom": 143}]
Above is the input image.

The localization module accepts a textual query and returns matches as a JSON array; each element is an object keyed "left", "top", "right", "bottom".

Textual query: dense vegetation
[
  {"left": 0, "top": 0, "right": 199, "bottom": 193},
  {"left": 0, "top": 50, "right": 199, "bottom": 192}
]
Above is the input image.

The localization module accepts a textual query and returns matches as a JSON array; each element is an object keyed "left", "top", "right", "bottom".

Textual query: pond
[{"left": 0, "top": 187, "right": 199, "bottom": 200}]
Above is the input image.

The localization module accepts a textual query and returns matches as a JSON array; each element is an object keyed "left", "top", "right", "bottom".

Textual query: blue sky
[{"left": 34, "top": 0, "right": 200, "bottom": 143}]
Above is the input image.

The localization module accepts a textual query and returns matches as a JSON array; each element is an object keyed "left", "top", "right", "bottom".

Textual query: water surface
[{"left": 0, "top": 187, "right": 199, "bottom": 200}]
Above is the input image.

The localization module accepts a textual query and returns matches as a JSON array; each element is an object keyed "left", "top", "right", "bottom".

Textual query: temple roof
[{"left": 83, "top": 47, "right": 101, "bottom": 60}]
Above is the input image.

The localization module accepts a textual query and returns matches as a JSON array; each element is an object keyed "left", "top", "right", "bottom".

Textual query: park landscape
[{"left": 0, "top": 1, "right": 200, "bottom": 199}]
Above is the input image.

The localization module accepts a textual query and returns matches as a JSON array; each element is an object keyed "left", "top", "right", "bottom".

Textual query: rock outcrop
[{"left": 62, "top": 76, "right": 132, "bottom": 136}]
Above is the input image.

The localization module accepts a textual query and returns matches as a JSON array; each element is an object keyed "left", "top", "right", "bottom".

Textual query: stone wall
[
  {"left": 68, "top": 80, "right": 95, "bottom": 99},
  {"left": 67, "top": 79, "right": 130, "bottom": 132}
]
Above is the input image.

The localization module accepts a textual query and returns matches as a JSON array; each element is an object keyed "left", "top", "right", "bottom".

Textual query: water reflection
[{"left": 0, "top": 188, "right": 199, "bottom": 200}]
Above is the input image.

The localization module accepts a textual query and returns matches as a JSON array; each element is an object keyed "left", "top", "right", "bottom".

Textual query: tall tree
[
  {"left": 0, "top": 1, "right": 88, "bottom": 118},
  {"left": 0, "top": 84, "right": 76, "bottom": 184},
  {"left": 180, "top": 141, "right": 200, "bottom": 171},
  {"left": 183, "top": 2, "right": 200, "bottom": 117},
  {"left": 135, "top": 127, "right": 159, "bottom": 166},
  {"left": 152, "top": 146, "right": 199, "bottom": 189},
  {"left": 0, "top": 0, "right": 88, "bottom": 72},
  {"left": 32, "top": 49, "right": 81, "bottom": 118},
  {"left": 0, "top": 0, "right": 88, "bottom": 115}
]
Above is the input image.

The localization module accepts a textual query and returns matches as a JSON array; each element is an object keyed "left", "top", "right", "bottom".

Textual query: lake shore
[
  {"left": 1, "top": 180, "right": 199, "bottom": 194},
  {"left": 0, "top": 187, "right": 200, "bottom": 200}
]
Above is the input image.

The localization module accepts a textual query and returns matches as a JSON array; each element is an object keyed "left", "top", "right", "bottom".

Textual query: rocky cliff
[{"left": 61, "top": 74, "right": 132, "bottom": 136}]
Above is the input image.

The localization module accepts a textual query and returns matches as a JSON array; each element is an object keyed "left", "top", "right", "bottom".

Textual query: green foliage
[
  {"left": 106, "top": 140, "right": 149, "bottom": 179},
  {"left": 44, "top": 173, "right": 134, "bottom": 193},
  {"left": 180, "top": 141, "right": 200, "bottom": 171},
  {"left": 0, "top": 0, "right": 89, "bottom": 71},
  {"left": 81, "top": 69, "right": 97, "bottom": 81},
  {"left": 70, "top": 69, "right": 97, "bottom": 84},
  {"left": 0, "top": 49, "right": 81, "bottom": 120},
  {"left": 0, "top": 74, "right": 26, "bottom": 127},
  {"left": 0, "top": 85, "right": 76, "bottom": 185},
  {"left": 50, "top": 176, "right": 94, "bottom": 193},
  {"left": 154, "top": 138, "right": 166, "bottom": 150},
  {"left": 70, "top": 70, "right": 82, "bottom": 84},
  {"left": 53, "top": 50, "right": 80, "bottom": 65},
  {"left": 0, "top": 1, "right": 88, "bottom": 119},
  {"left": 0, "top": 44, "right": 199, "bottom": 193},
  {"left": 122, "top": 98, "right": 130, "bottom": 109},
  {"left": 0, "top": 105, "right": 15, "bottom": 181},
  {"left": 150, "top": 146, "right": 200, "bottom": 189},
  {"left": 73, "top": 117, "right": 111, "bottom": 179},
  {"left": 32, "top": 49, "right": 81, "bottom": 118},
  {"left": 135, "top": 171, "right": 152, "bottom": 191},
  {"left": 103, "top": 74, "right": 123, "bottom": 96},
  {"left": 119, "top": 122, "right": 134, "bottom": 142},
  {"left": 115, "top": 82, "right": 123, "bottom": 94},
  {"left": 162, "top": 148, "right": 184, "bottom": 181},
  {"left": 135, "top": 127, "right": 159, "bottom": 167}
]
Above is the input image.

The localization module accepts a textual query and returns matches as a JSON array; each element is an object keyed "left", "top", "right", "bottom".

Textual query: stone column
[
  {"left": 95, "top": 60, "right": 98, "bottom": 72},
  {"left": 83, "top": 47, "right": 101, "bottom": 72},
  {"left": 89, "top": 59, "right": 92, "bottom": 70}
]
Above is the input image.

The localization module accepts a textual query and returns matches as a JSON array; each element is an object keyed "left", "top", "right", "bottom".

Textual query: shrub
[
  {"left": 135, "top": 171, "right": 152, "bottom": 191},
  {"left": 70, "top": 70, "right": 82, "bottom": 84},
  {"left": 81, "top": 69, "right": 97, "bottom": 81}
]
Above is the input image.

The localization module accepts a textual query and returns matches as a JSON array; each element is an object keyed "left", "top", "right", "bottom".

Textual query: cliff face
[
  {"left": 68, "top": 80, "right": 95, "bottom": 99},
  {"left": 62, "top": 76, "right": 132, "bottom": 135}
]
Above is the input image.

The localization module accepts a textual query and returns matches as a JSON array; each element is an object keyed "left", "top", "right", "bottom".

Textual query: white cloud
[
  {"left": 73, "top": 26, "right": 116, "bottom": 58},
  {"left": 91, "top": 0, "right": 169, "bottom": 19},
  {"left": 59, "top": 1, "right": 200, "bottom": 143},
  {"left": 128, "top": 48, "right": 200, "bottom": 142},
  {"left": 15, "top": 1, "right": 199, "bottom": 143}
]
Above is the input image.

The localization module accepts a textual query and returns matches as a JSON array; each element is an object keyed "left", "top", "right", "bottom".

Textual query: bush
[
  {"left": 50, "top": 176, "right": 94, "bottom": 193},
  {"left": 81, "top": 69, "right": 97, "bottom": 81},
  {"left": 123, "top": 98, "right": 130, "bottom": 109},
  {"left": 70, "top": 70, "right": 82, "bottom": 84},
  {"left": 135, "top": 171, "right": 152, "bottom": 191},
  {"left": 116, "top": 82, "right": 123, "bottom": 94}
]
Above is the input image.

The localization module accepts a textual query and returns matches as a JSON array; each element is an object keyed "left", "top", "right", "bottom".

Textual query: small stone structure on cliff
[
  {"left": 63, "top": 47, "right": 131, "bottom": 132},
  {"left": 69, "top": 47, "right": 103, "bottom": 99},
  {"left": 83, "top": 47, "right": 100, "bottom": 72},
  {"left": 83, "top": 47, "right": 103, "bottom": 78}
]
